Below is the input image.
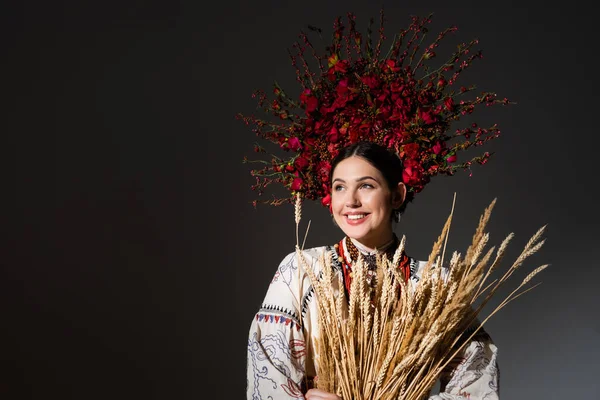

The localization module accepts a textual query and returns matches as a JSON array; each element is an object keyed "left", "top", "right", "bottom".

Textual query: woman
[{"left": 246, "top": 142, "right": 499, "bottom": 400}]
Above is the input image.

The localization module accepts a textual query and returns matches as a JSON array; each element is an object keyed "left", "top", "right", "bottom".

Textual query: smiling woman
[
  {"left": 246, "top": 141, "right": 499, "bottom": 400},
  {"left": 241, "top": 11, "right": 510, "bottom": 400}
]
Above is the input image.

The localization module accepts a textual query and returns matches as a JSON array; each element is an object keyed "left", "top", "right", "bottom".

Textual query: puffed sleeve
[
  {"left": 429, "top": 327, "right": 500, "bottom": 400},
  {"left": 246, "top": 251, "right": 308, "bottom": 400}
]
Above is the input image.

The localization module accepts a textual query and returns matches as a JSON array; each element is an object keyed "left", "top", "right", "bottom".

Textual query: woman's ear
[{"left": 392, "top": 182, "right": 406, "bottom": 209}]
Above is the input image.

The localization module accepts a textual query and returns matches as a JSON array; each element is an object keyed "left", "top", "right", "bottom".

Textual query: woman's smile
[{"left": 344, "top": 212, "right": 370, "bottom": 224}]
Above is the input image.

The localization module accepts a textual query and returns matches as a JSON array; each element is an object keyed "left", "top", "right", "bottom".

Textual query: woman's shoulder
[
  {"left": 261, "top": 245, "right": 337, "bottom": 311},
  {"left": 273, "top": 245, "right": 343, "bottom": 281},
  {"left": 278, "top": 245, "right": 336, "bottom": 265}
]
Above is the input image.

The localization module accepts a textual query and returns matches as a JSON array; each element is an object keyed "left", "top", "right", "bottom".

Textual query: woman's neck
[{"left": 350, "top": 235, "right": 396, "bottom": 255}]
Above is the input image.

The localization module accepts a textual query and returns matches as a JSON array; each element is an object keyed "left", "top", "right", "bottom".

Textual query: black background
[{"left": 3, "top": 0, "right": 599, "bottom": 399}]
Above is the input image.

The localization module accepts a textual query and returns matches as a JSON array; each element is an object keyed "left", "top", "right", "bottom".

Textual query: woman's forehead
[{"left": 332, "top": 156, "right": 382, "bottom": 178}]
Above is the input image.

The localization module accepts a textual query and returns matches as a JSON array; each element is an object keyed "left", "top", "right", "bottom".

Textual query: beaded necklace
[{"left": 335, "top": 235, "right": 411, "bottom": 297}]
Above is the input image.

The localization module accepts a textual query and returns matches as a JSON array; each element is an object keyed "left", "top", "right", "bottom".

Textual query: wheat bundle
[{"left": 294, "top": 195, "right": 548, "bottom": 400}]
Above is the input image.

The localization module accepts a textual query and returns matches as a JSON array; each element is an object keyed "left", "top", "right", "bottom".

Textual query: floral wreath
[{"left": 237, "top": 11, "right": 511, "bottom": 209}]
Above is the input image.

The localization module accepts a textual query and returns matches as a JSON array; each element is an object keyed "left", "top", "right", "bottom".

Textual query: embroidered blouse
[{"left": 246, "top": 241, "right": 499, "bottom": 399}]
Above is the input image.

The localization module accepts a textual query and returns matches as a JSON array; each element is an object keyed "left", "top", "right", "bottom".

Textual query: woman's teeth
[{"left": 347, "top": 214, "right": 366, "bottom": 220}]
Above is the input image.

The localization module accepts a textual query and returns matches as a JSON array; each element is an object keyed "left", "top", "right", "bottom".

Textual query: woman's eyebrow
[
  {"left": 332, "top": 176, "right": 379, "bottom": 183},
  {"left": 356, "top": 176, "right": 379, "bottom": 182}
]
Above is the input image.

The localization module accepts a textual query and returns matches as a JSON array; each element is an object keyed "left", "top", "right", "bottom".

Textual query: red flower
[
  {"left": 304, "top": 137, "right": 316, "bottom": 150},
  {"left": 299, "top": 88, "right": 311, "bottom": 100},
  {"left": 327, "top": 125, "right": 340, "bottom": 143},
  {"left": 336, "top": 78, "right": 350, "bottom": 94},
  {"left": 433, "top": 142, "right": 443, "bottom": 155},
  {"left": 446, "top": 154, "right": 457, "bottom": 163},
  {"left": 291, "top": 178, "right": 303, "bottom": 191},
  {"left": 288, "top": 137, "right": 302, "bottom": 151},
  {"left": 390, "top": 81, "right": 405, "bottom": 93},
  {"left": 444, "top": 97, "right": 454, "bottom": 112},
  {"left": 327, "top": 54, "right": 349, "bottom": 79},
  {"left": 402, "top": 159, "right": 424, "bottom": 187},
  {"left": 390, "top": 103, "right": 409, "bottom": 122},
  {"left": 361, "top": 74, "right": 380, "bottom": 89},
  {"left": 327, "top": 142, "right": 338, "bottom": 154},
  {"left": 383, "top": 59, "right": 400, "bottom": 73},
  {"left": 317, "top": 160, "right": 331, "bottom": 181},
  {"left": 378, "top": 104, "right": 391, "bottom": 119},
  {"left": 300, "top": 89, "right": 318, "bottom": 113},
  {"left": 349, "top": 126, "right": 360, "bottom": 143},
  {"left": 333, "top": 59, "right": 349, "bottom": 73},
  {"left": 418, "top": 107, "right": 437, "bottom": 124},
  {"left": 330, "top": 79, "right": 353, "bottom": 110},
  {"left": 403, "top": 166, "right": 423, "bottom": 187},
  {"left": 294, "top": 156, "right": 309, "bottom": 170},
  {"left": 402, "top": 143, "right": 420, "bottom": 160},
  {"left": 358, "top": 123, "right": 372, "bottom": 135},
  {"left": 305, "top": 97, "right": 318, "bottom": 112}
]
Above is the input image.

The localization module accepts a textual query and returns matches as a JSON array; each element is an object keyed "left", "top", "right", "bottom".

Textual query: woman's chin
[{"left": 343, "top": 228, "right": 369, "bottom": 242}]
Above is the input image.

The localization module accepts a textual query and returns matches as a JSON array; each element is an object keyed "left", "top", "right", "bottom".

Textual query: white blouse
[{"left": 246, "top": 244, "right": 499, "bottom": 399}]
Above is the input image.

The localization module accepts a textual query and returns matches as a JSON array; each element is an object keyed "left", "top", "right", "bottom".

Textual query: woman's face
[{"left": 330, "top": 156, "right": 405, "bottom": 249}]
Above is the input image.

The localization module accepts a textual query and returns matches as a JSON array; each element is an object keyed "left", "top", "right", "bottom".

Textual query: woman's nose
[{"left": 345, "top": 190, "right": 361, "bottom": 207}]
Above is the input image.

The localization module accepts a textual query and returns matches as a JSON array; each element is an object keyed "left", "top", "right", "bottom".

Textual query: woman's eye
[
  {"left": 361, "top": 183, "right": 374, "bottom": 189},
  {"left": 334, "top": 185, "right": 344, "bottom": 191}
]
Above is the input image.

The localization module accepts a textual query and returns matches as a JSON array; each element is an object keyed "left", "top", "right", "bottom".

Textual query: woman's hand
[{"left": 304, "top": 388, "right": 342, "bottom": 400}]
